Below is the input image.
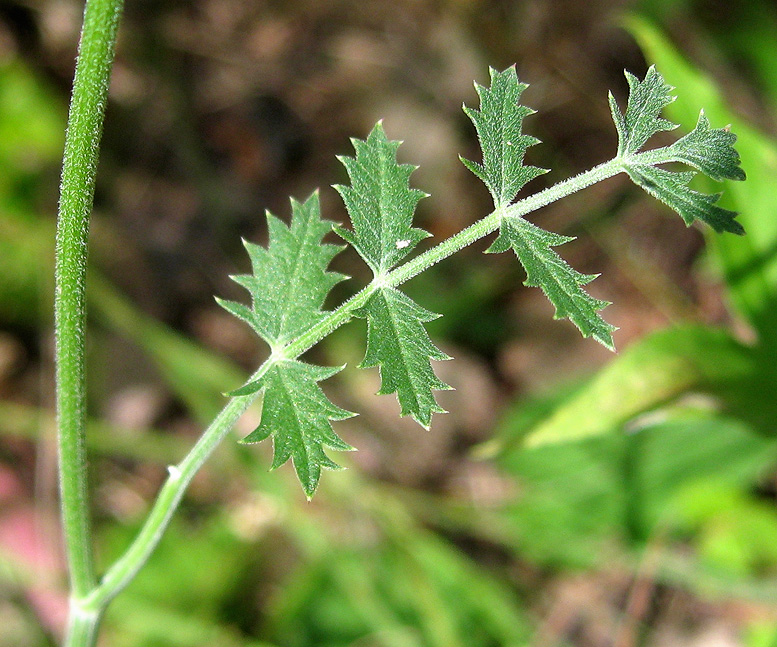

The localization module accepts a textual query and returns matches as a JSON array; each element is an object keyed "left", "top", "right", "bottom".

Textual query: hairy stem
[
  {"left": 55, "top": 0, "right": 124, "bottom": 644},
  {"left": 83, "top": 156, "right": 625, "bottom": 616},
  {"left": 288, "top": 156, "right": 623, "bottom": 357},
  {"left": 82, "top": 371, "right": 267, "bottom": 611},
  {"left": 55, "top": 0, "right": 123, "bottom": 628},
  {"left": 390, "top": 158, "right": 623, "bottom": 287}
]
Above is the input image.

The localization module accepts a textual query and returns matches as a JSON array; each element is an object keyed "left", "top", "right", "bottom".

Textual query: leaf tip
[
  {"left": 226, "top": 378, "right": 263, "bottom": 397},
  {"left": 596, "top": 330, "right": 618, "bottom": 353},
  {"left": 413, "top": 405, "right": 448, "bottom": 430},
  {"left": 725, "top": 217, "right": 746, "bottom": 236}
]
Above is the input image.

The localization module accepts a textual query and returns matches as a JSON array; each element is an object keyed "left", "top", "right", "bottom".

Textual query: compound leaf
[
  {"left": 610, "top": 67, "right": 746, "bottom": 235},
  {"left": 218, "top": 192, "right": 345, "bottom": 348},
  {"left": 359, "top": 287, "right": 452, "bottom": 428},
  {"left": 241, "top": 360, "right": 355, "bottom": 499},
  {"left": 334, "top": 122, "right": 429, "bottom": 275},
  {"left": 609, "top": 65, "right": 677, "bottom": 156},
  {"left": 461, "top": 66, "right": 547, "bottom": 208},
  {"left": 488, "top": 217, "right": 616, "bottom": 349}
]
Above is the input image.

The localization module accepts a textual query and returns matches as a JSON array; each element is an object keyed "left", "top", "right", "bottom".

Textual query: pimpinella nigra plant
[
  {"left": 215, "top": 65, "right": 746, "bottom": 498},
  {"left": 55, "top": 5, "right": 743, "bottom": 639}
]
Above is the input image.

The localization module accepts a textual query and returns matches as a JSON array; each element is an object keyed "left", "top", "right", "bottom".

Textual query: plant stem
[
  {"left": 55, "top": 0, "right": 123, "bottom": 641},
  {"left": 74, "top": 156, "right": 625, "bottom": 622},
  {"left": 63, "top": 609, "right": 101, "bottom": 647},
  {"left": 288, "top": 157, "right": 624, "bottom": 357},
  {"left": 83, "top": 375, "right": 267, "bottom": 611},
  {"left": 389, "top": 158, "right": 624, "bottom": 287}
]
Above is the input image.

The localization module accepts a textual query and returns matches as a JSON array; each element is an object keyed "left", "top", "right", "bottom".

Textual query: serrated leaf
[
  {"left": 218, "top": 192, "right": 345, "bottom": 348},
  {"left": 488, "top": 217, "right": 616, "bottom": 349},
  {"left": 667, "top": 111, "right": 746, "bottom": 182},
  {"left": 359, "top": 287, "right": 452, "bottom": 428},
  {"left": 333, "top": 122, "right": 429, "bottom": 275},
  {"left": 627, "top": 165, "right": 744, "bottom": 235},
  {"left": 241, "top": 360, "right": 355, "bottom": 498},
  {"left": 461, "top": 66, "right": 547, "bottom": 207},
  {"left": 610, "top": 66, "right": 746, "bottom": 235},
  {"left": 628, "top": 16, "right": 766, "bottom": 332},
  {"left": 609, "top": 65, "right": 678, "bottom": 156}
]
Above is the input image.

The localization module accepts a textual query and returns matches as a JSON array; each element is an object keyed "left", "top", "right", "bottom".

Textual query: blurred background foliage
[{"left": 1, "top": 0, "right": 777, "bottom": 645}]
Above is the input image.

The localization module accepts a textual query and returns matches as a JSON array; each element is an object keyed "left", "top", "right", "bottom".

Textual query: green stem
[
  {"left": 63, "top": 608, "right": 101, "bottom": 647},
  {"left": 55, "top": 0, "right": 123, "bottom": 642},
  {"left": 289, "top": 157, "right": 623, "bottom": 357},
  {"left": 389, "top": 158, "right": 623, "bottom": 287},
  {"left": 82, "top": 374, "right": 266, "bottom": 611},
  {"left": 76, "top": 156, "right": 624, "bottom": 620}
]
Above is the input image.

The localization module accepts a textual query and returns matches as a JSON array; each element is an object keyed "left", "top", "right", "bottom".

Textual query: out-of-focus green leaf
[
  {"left": 391, "top": 530, "right": 530, "bottom": 647},
  {"left": 263, "top": 474, "right": 530, "bottom": 647},
  {"left": 100, "top": 517, "right": 249, "bottom": 611},
  {"left": 522, "top": 325, "right": 761, "bottom": 447},
  {"left": 475, "top": 378, "right": 586, "bottom": 458},
  {"left": 624, "top": 418, "right": 776, "bottom": 535},
  {"left": 628, "top": 16, "right": 777, "bottom": 339},
  {"left": 745, "top": 622, "right": 777, "bottom": 647},
  {"left": 0, "top": 60, "right": 65, "bottom": 325},
  {"left": 720, "top": 4, "right": 777, "bottom": 115},
  {"left": 497, "top": 411, "right": 775, "bottom": 567},
  {"left": 0, "top": 60, "right": 64, "bottom": 177},
  {"left": 672, "top": 481, "right": 777, "bottom": 577},
  {"left": 0, "top": 215, "right": 51, "bottom": 326},
  {"left": 100, "top": 517, "right": 271, "bottom": 647},
  {"left": 105, "top": 602, "right": 275, "bottom": 647},
  {"left": 638, "top": 2, "right": 777, "bottom": 118}
]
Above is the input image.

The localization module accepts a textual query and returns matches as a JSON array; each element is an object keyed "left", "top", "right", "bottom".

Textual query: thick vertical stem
[
  {"left": 63, "top": 608, "right": 102, "bottom": 647},
  {"left": 55, "top": 0, "right": 123, "bottom": 639}
]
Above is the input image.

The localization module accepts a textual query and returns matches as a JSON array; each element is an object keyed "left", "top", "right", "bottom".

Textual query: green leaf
[
  {"left": 461, "top": 66, "right": 547, "bottom": 208},
  {"left": 241, "top": 360, "right": 355, "bottom": 498},
  {"left": 626, "top": 165, "right": 744, "bottom": 234},
  {"left": 359, "top": 287, "right": 452, "bottom": 428},
  {"left": 460, "top": 66, "right": 614, "bottom": 348},
  {"left": 668, "top": 111, "right": 746, "bottom": 182},
  {"left": 609, "top": 65, "right": 678, "bottom": 156},
  {"left": 334, "top": 122, "right": 429, "bottom": 275},
  {"left": 609, "top": 65, "right": 745, "bottom": 235},
  {"left": 627, "top": 15, "right": 777, "bottom": 334},
  {"left": 217, "top": 192, "right": 345, "bottom": 348},
  {"left": 496, "top": 413, "right": 774, "bottom": 569},
  {"left": 487, "top": 217, "right": 616, "bottom": 349},
  {"left": 521, "top": 325, "right": 758, "bottom": 448}
]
